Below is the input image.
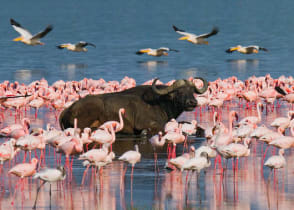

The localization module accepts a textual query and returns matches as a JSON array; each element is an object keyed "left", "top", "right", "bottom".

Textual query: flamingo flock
[{"left": 0, "top": 74, "right": 293, "bottom": 208}]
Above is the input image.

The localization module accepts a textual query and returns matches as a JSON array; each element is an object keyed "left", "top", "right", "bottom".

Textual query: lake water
[
  {"left": 0, "top": 0, "right": 293, "bottom": 85},
  {"left": 0, "top": 0, "right": 294, "bottom": 209}
]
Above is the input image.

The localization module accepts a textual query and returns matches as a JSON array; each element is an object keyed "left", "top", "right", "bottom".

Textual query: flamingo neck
[
  {"left": 118, "top": 110, "right": 124, "bottom": 130},
  {"left": 257, "top": 104, "right": 262, "bottom": 121}
]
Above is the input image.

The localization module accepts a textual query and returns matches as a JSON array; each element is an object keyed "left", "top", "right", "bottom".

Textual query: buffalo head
[{"left": 152, "top": 77, "right": 208, "bottom": 111}]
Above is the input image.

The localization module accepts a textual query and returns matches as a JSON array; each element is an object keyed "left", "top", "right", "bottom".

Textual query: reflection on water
[
  {"left": 137, "top": 61, "right": 168, "bottom": 72},
  {"left": 60, "top": 63, "right": 88, "bottom": 70},
  {"left": 13, "top": 69, "right": 44, "bottom": 84},
  {"left": 0, "top": 102, "right": 294, "bottom": 210},
  {"left": 227, "top": 59, "right": 259, "bottom": 73}
]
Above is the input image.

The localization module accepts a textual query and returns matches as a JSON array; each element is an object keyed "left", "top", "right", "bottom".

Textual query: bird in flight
[
  {"left": 10, "top": 18, "right": 53, "bottom": 46},
  {"left": 226, "top": 45, "right": 268, "bottom": 54},
  {"left": 172, "top": 25, "right": 219, "bottom": 44},
  {"left": 136, "top": 47, "right": 179, "bottom": 57},
  {"left": 57, "top": 41, "right": 96, "bottom": 52}
]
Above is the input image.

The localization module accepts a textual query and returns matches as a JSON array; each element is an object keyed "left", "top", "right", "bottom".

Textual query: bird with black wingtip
[
  {"left": 226, "top": 45, "right": 268, "bottom": 54},
  {"left": 172, "top": 25, "right": 219, "bottom": 45},
  {"left": 136, "top": 47, "right": 179, "bottom": 57},
  {"left": 57, "top": 41, "right": 96, "bottom": 52},
  {"left": 10, "top": 18, "right": 53, "bottom": 46}
]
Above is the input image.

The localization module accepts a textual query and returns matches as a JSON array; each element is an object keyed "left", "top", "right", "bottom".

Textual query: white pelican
[
  {"left": 57, "top": 41, "right": 96, "bottom": 52},
  {"left": 226, "top": 45, "right": 268, "bottom": 54},
  {"left": 10, "top": 18, "right": 53, "bottom": 46},
  {"left": 172, "top": 25, "right": 219, "bottom": 44},
  {"left": 136, "top": 47, "right": 179, "bottom": 57}
]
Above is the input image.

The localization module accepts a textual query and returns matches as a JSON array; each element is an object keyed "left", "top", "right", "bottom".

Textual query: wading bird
[
  {"left": 172, "top": 25, "right": 219, "bottom": 44},
  {"left": 32, "top": 166, "right": 66, "bottom": 209},
  {"left": 57, "top": 41, "right": 96, "bottom": 52},
  {"left": 226, "top": 45, "right": 268, "bottom": 54},
  {"left": 10, "top": 18, "right": 53, "bottom": 46}
]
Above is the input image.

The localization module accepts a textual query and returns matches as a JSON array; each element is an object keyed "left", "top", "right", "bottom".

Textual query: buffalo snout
[{"left": 186, "top": 98, "right": 197, "bottom": 107}]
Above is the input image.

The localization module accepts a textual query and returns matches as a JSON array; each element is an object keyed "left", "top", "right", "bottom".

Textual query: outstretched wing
[
  {"left": 10, "top": 18, "right": 33, "bottom": 39},
  {"left": 198, "top": 27, "right": 219, "bottom": 39},
  {"left": 32, "top": 25, "right": 53, "bottom": 40},
  {"left": 76, "top": 41, "right": 96, "bottom": 48},
  {"left": 172, "top": 25, "right": 194, "bottom": 36}
]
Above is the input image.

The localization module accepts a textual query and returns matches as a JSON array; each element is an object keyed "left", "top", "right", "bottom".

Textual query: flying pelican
[
  {"left": 10, "top": 18, "right": 53, "bottom": 46},
  {"left": 136, "top": 47, "right": 179, "bottom": 57},
  {"left": 226, "top": 45, "right": 268, "bottom": 54},
  {"left": 172, "top": 25, "right": 219, "bottom": 44},
  {"left": 57, "top": 41, "right": 96, "bottom": 52}
]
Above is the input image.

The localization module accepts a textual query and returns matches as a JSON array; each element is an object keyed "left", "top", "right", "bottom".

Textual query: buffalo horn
[
  {"left": 193, "top": 77, "right": 208, "bottom": 94},
  {"left": 152, "top": 78, "right": 186, "bottom": 95}
]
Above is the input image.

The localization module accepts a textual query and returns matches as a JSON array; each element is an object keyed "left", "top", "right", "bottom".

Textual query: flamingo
[
  {"left": 195, "top": 145, "right": 217, "bottom": 158},
  {"left": 0, "top": 118, "right": 30, "bottom": 136},
  {"left": 149, "top": 131, "right": 165, "bottom": 172},
  {"left": 118, "top": 144, "right": 141, "bottom": 178},
  {"left": 264, "top": 149, "right": 286, "bottom": 180},
  {"left": 8, "top": 158, "right": 38, "bottom": 205},
  {"left": 32, "top": 166, "right": 66, "bottom": 209},
  {"left": 0, "top": 138, "right": 18, "bottom": 165},
  {"left": 270, "top": 110, "right": 294, "bottom": 133},
  {"left": 250, "top": 124, "right": 272, "bottom": 139},
  {"left": 238, "top": 102, "right": 263, "bottom": 126},
  {"left": 99, "top": 108, "right": 125, "bottom": 132},
  {"left": 164, "top": 118, "right": 179, "bottom": 133},
  {"left": 166, "top": 146, "right": 195, "bottom": 170}
]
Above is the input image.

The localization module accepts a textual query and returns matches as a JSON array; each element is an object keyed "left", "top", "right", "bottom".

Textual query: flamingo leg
[{"left": 32, "top": 181, "right": 46, "bottom": 209}]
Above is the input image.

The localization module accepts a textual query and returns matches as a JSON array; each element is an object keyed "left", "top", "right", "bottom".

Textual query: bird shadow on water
[{"left": 226, "top": 59, "right": 260, "bottom": 74}]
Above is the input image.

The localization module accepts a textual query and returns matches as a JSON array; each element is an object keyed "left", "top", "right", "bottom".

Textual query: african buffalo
[{"left": 59, "top": 77, "right": 208, "bottom": 135}]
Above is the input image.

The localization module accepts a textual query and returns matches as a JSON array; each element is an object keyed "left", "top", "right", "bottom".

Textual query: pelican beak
[
  {"left": 163, "top": 52, "right": 168, "bottom": 56},
  {"left": 13, "top": 36, "right": 23, "bottom": 42},
  {"left": 230, "top": 47, "right": 239, "bottom": 51},
  {"left": 178, "top": 36, "right": 188, "bottom": 40},
  {"left": 140, "top": 49, "right": 150, "bottom": 53},
  {"left": 39, "top": 42, "right": 45, "bottom": 45},
  {"left": 204, "top": 41, "right": 209, "bottom": 45}
]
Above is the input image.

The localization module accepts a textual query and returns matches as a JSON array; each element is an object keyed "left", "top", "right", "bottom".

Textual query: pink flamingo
[
  {"left": 9, "top": 118, "right": 30, "bottom": 140},
  {"left": 161, "top": 125, "right": 185, "bottom": 159},
  {"left": 164, "top": 118, "right": 179, "bottom": 133},
  {"left": 78, "top": 144, "right": 109, "bottom": 185},
  {"left": 29, "top": 96, "right": 44, "bottom": 118},
  {"left": 270, "top": 110, "right": 294, "bottom": 133},
  {"left": 99, "top": 108, "right": 125, "bottom": 132},
  {"left": 90, "top": 124, "right": 116, "bottom": 150},
  {"left": 264, "top": 149, "right": 286, "bottom": 180},
  {"left": 165, "top": 146, "right": 195, "bottom": 170},
  {"left": 8, "top": 158, "right": 38, "bottom": 205},
  {"left": 269, "top": 120, "right": 294, "bottom": 150},
  {"left": 0, "top": 118, "right": 30, "bottom": 136},
  {"left": 149, "top": 131, "right": 165, "bottom": 172},
  {"left": 238, "top": 102, "right": 263, "bottom": 126}
]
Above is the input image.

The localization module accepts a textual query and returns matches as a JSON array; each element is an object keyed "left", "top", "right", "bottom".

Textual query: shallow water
[{"left": 0, "top": 100, "right": 294, "bottom": 210}]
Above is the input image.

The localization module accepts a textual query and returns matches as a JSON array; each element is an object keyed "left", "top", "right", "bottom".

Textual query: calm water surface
[{"left": 0, "top": 0, "right": 294, "bottom": 209}]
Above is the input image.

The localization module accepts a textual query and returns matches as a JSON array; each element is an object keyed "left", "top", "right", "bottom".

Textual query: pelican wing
[
  {"left": 32, "top": 25, "right": 53, "bottom": 40},
  {"left": 172, "top": 25, "right": 194, "bottom": 37},
  {"left": 10, "top": 18, "right": 32, "bottom": 39},
  {"left": 76, "top": 41, "right": 96, "bottom": 48},
  {"left": 198, "top": 27, "right": 219, "bottom": 39}
]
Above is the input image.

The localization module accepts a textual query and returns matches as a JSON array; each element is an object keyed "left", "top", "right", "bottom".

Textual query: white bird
[
  {"left": 173, "top": 25, "right": 219, "bottom": 45},
  {"left": 195, "top": 145, "right": 217, "bottom": 158},
  {"left": 264, "top": 149, "right": 286, "bottom": 170},
  {"left": 181, "top": 151, "right": 211, "bottom": 173},
  {"left": 57, "top": 41, "right": 96, "bottom": 52},
  {"left": 136, "top": 47, "right": 179, "bottom": 57},
  {"left": 270, "top": 111, "right": 294, "bottom": 132},
  {"left": 226, "top": 45, "right": 268, "bottom": 54},
  {"left": 10, "top": 18, "right": 53, "bottom": 46},
  {"left": 33, "top": 166, "right": 66, "bottom": 209},
  {"left": 238, "top": 102, "right": 263, "bottom": 126},
  {"left": 119, "top": 145, "right": 141, "bottom": 176}
]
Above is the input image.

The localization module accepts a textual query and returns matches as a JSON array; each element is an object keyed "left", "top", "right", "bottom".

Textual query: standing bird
[
  {"left": 10, "top": 18, "right": 53, "bottom": 46},
  {"left": 172, "top": 25, "right": 219, "bottom": 45},
  {"left": 32, "top": 166, "right": 66, "bottom": 209},
  {"left": 136, "top": 47, "right": 179, "bottom": 57},
  {"left": 57, "top": 41, "right": 96, "bottom": 52},
  {"left": 118, "top": 144, "right": 141, "bottom": 178},
  {"left": 264, "top": 149, "right": 286, "bottom": 181},
  {"left": 226, "top": 45, "right": 268, "bottom": 54}
]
